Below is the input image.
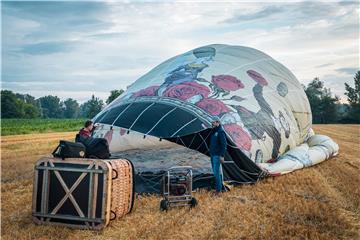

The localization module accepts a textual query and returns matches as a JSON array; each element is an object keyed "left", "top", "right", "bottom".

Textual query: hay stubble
[{"left": 1, "top": 125, "right": 359, "bottom": 239}]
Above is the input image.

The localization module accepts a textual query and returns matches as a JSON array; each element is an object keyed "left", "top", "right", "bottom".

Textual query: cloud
[
  {"left": 316, "top": 63, "right": 334, "bottom": 68},
  {"left": 87, "top": 32, "right": 129, "bottom": 39},
  {"left": 2, "top": 1, "right": 113, "bottom": 44},
  {"left": 338, "top": 1, "right": 359, "bottom": 6},
  {"left": 1, "top": 1, "right": 358, "bottom": 103},
  {"left": 322, "top": 74, "right": 354, "bottom": 100},
  {"left": 2, "top": 1, "right": 109, "bottom": 20},
  {"left": 222, "top": 5, "right": 284, "bottom": 23},
  {"left": 21, "top": 41, "right": 77, "bottom": 55},
  {"left": 336, "top": 67, "right": 359, "bottom": 75}
]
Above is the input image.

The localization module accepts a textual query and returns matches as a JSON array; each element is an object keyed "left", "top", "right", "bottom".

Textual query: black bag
[
  {"left": 52, "top": 140, "right": 86, "bottom": 159},
  {"left": 85, "top": 138, "right": 111, "bottom": 159},
  {"left": 75, "top": 134, "right": 111, "bottom": 159}
]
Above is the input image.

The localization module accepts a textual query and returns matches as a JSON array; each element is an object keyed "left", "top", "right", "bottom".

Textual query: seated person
[
  {"left": 76, "top": 120, "right": 111, "bottom": 159},
  {"left": 78, "top": 120, "right": 94, "bottom": 138}
]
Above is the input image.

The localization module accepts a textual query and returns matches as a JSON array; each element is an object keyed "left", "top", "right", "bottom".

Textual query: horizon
[{"left": 2, "top": 1, "right": 359, "bottom": 103}]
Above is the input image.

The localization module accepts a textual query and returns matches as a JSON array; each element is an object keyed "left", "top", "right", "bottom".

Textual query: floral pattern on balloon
[
  {"left": 223, "top": 123, "right": 252, "bottom": 151},
  {"left": 162, "top": 82, "right": 210, "bottom": 101},
  {"left": 211, "top": 75, "right": 244, "bottom": 91},
  {"left": 195, "top": 98, "right": 230, "bottom": 116},
  {"left": 208, "top": 74, "right": 245, "bottom": 98},
  {"left": 131, "top": 85, "right": 160, "bottom": 98},
  {"left": 247, "top": 70, "right": 268, "bottom": 86},
  {"left": 104, "top": 129, "right": 113, "bottom": 144},
  {"left": 120, "top": 128, "right": 127, "bottom": 136}
]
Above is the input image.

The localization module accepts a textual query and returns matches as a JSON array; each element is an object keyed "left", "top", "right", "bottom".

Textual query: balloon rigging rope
[
  {"left": 136, "top": 174, "right": 162, "bottom": 192},
  {"left": 194, "top": 131, "right": 212, "bottom": 152},
  {"left": 175, "top": 130, "right": 264, "bottom": 178},
  {"left": 187, "top": 134, "right": 198, "bottom": 149},
  {"left": 128, "top": 102, "right": 156, "bottom": 131},
  {"left": 177, "top": 137, "right": 188, "bottom": 149},
  {"left": 170, "top": 117, "right": 198, "bottom": 137},
  {"left": 145, "top": 106, "right": 178, "bottom": 135},
  {"left": 111, "top": 102, "right": 134, "bottom": 126},
  {"left": 196, "top": 132, "right": 211, "bottom": 153}
]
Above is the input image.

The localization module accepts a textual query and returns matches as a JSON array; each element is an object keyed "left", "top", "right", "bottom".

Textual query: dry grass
[{"left": 1, "top": 125, "right": 359, "bottom": 240}]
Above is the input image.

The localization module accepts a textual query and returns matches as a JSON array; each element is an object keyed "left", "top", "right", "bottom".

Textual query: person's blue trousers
[{"left": 210, "top": 155, "right": 223, "bottom": 192}]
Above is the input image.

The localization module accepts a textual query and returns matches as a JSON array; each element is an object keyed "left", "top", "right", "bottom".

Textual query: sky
[{"left": 2, "top": 0, "right": 359, "bottom": 103}]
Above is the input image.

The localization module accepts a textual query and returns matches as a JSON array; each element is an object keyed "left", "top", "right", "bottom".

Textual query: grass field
[
  {"left": 1, "top": 119, "right": 85, "bottom": 136},
  {"left": 1, "top": 125, "right": 359, "bottom": 239}
]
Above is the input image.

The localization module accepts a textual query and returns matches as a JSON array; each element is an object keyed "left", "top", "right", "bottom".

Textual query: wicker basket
[
  {"left": 32, "top": 157, "right": 134, "bottom": 230},
  {"left": 106, "top": 159, "right": 134, "bottom": 219}
]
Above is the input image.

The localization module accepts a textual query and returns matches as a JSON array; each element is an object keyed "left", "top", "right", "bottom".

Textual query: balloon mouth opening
[
  {"left": 93, "top": 97, "right": 213, "bottom": 139},
  {"left": 93, "top": 96, "right": 265, "bottom": 186}
]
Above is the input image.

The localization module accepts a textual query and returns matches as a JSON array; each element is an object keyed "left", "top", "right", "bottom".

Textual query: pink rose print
[
  {"left": 120, "top": 128, "right": 126, "bottom": 136},
  {"left": 131, "top": 85, "right": 160, "bottom": 98},
  {"left": 223, "top": 123, "right": 252, "bottom": 151},
  {"left": 104, "top": 129, "right": 113, "bottom": 144},
  {"left": 163, "top": 82, "right": 210, "bottom": 101},
  {"left": 195, "top": 98, "right": 230, "bottom": 116},
  {"left": 211, "top": 75, "right": 244, "bottom": 91},
  {"left": 247, "top": 70, "right": 268, "bottom": 86}
]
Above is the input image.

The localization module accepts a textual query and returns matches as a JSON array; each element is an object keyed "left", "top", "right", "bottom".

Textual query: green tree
[
  {"left": 15, "top": 93, "right": 41, "bottom": 118},
  {"left": 22, "top": 102, "right": 40, "bottom": 118},
  {"left": 304, "top": 78, "right": 339, "bottom": 123},
  {"left": 80, "top": 95, "right": 104, "bottom": 118},
  {"left": 38, "top": 95, "right": 63, "bottom": 118},
  {"left": 344, "top": 71, "right": 360, "bottom": 123},
  {"left": 106, "top": 89, "right": 124, "bottom": 104},
  {"left": 1, "top": 90, "right": 24, "bottom": 118},
  {"left": 1, "top": 90, "right": 40, "bottom": 118},
  {"left": 63, "top": 98, "right": 80, "bottom": 118},
  {"left": 15, "top": 93, "right": 38, "bottom": 106}
]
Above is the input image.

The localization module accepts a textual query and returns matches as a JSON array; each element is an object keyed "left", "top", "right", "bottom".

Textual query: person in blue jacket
[{"left": 209, "top": 116, "right": 227, "bottom": 194}]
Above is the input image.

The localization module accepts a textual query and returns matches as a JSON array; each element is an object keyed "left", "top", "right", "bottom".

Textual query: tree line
[
  {"left": 1, "top": 89, "right": 123, "bottom": 119},
  {"left": 1, "top": 71, "right": 359, "bottom": 123},
  {"left": 304, "top": 71, "right": 359, "bottom": 124}
]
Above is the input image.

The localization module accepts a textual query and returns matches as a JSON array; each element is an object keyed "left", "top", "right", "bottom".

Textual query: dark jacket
[{"left": 209, "top": 125, "right": 227, "bottom": 157}]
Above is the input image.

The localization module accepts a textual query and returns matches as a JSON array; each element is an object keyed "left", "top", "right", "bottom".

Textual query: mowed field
[{"left": 1, "top": 125, "right": 359, "bottom": 240}]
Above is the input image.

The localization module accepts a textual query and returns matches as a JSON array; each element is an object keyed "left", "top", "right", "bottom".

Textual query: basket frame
[{"left": 32, "top": 157, "right": 112, "bottom": 230}]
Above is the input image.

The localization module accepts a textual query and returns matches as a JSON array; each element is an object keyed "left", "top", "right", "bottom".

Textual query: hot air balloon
[{"left": 92, "top": 44, "right": 339, "bottom": 192}]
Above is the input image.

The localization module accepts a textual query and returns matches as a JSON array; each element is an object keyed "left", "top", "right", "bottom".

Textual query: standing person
[{"left": 209, "top": 116, "right": 227, "bottom": 194}]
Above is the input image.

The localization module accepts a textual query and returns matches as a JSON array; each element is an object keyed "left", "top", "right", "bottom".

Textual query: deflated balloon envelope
[{"left": 92, "top": 44, "right": 338, "bottom": 190}]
